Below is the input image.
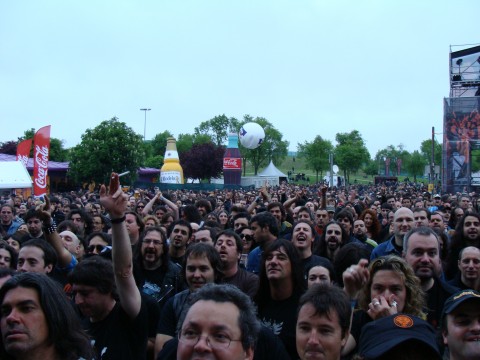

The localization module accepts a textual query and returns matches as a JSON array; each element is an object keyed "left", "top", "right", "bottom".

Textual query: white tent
[
  {"left": 0, "top": 161, "right": 33, "bottom": 189},
  {"left": 241, "top": 161, "right": 288, "bottom": 188},
  {"left": 258, "top": 161, "right": 288, "bottom": 177}
]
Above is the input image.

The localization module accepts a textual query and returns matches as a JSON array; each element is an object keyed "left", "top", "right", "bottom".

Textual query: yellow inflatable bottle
[{"left": 160, "top": 137, "right": 184, "bottom": 184}]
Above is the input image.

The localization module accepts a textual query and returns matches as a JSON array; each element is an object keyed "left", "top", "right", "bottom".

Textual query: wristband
[
  {"left": 44, "top": 222, "right": 57, "bottom": 235},
  {"left": 110, "top": 215, "right": 126, "bottom": 224}
]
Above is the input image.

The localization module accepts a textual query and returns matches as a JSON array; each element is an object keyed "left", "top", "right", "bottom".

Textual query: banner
[
  {"left": 16, "top": 139, "right": 32, "bottom": 167},
  {"left": 33, "top": 126, "right": 51, "bottom": 197}
]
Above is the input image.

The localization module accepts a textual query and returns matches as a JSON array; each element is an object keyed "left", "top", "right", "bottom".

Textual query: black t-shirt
[
  {"left": 426, "top": 279, "right": 458, "bottom": 329},
  {"left": 83, "top": 301, "right": 148, "bottom": 360},
  {"left": 157, "top": 290, "right": 191, "bottom": 337},
  {"left": 221, "top": 268, "right": 259, "bottom": 299},
  {"left": 257, "top": 293, "right": 301, "bottom": 360}
]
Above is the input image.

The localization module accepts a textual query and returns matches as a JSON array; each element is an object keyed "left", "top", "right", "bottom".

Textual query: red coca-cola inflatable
[{"left": 223, "top": 133, "right": 242, "bottom": 185}]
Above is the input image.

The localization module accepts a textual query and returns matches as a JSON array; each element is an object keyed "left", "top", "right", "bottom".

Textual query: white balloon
[{"left": 238, "top": 122, "right": 265, "bottom": 149}]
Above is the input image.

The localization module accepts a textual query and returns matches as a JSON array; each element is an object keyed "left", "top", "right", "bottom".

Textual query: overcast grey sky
[{"left": 1, "top": 0, "right": 479, "bottom": 158}]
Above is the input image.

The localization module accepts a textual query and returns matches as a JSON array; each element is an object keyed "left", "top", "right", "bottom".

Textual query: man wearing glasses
[
  {"left": 134, "top": 226, "right": 181, "bottom": 303},
  {"left": 177, "top": 283, "right": 259, "bottom": 360}
]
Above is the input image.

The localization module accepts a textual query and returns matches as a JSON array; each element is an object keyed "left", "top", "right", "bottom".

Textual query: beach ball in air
[{"left": 239, "top": 122, "right": 265, "bottom": 149}]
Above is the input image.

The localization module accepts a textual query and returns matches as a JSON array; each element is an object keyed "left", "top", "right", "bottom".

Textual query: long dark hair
[
  {"left": 0, "top": 273, "right": 95, "bottom": 360},
  {"left": 254, "top": 239, "right": 305, "bottom": 309}
]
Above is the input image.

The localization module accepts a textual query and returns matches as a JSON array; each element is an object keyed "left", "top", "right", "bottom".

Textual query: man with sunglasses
[{"left": 214, "top": 230, "right": 258, "bottom": 299}]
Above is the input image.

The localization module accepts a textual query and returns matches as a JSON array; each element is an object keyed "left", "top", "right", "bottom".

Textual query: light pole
[{"left": 140, "top": 108, "right": 151, "bottom": 141}]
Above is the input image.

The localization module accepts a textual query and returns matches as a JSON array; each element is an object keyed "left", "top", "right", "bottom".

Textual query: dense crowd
[{"left": 0, "top": 178, "right": 479, "bottom": 359}]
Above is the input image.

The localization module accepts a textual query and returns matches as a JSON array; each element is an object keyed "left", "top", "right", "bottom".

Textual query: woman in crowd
[
  {"left": 342, "top": 255, "right": 425, "bottom": 356},
  {"left": 359, "top": 208, "right": 382, "bottom": 242}
]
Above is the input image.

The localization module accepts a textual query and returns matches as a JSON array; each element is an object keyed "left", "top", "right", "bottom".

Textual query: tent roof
[
  {"left": 258, "top": 161, "right": 288, "bottom": 177},
  {"left": 0, "top": 161, "right": 33, "bottom": 189}
]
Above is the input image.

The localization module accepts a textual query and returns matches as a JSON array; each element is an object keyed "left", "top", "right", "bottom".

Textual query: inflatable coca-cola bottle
[{"left": 223, "top": 133, "right": 242, "bottom": 185}]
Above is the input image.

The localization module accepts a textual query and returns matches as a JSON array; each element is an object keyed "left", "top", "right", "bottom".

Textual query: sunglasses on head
[{"left": 239, "top": 234, "right": 253, "bottom": 241}]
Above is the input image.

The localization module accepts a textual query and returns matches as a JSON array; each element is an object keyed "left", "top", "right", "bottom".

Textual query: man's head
[
  {"left": 353, "top": 219, "right": 367, "bottom": 240},
  {"left": 249, "top": 212, "right": 278, "bottom": 244},
  {"left": 267, "top": 202, "right": 286, "bottom": 225},
  {"left": 458, "top": 246, "right": 480, "bottom": 285},
  {"left": 183, "top": 243, "right": 222, "bottom": 292},
  {"left": 138, "top": 226, "right": 168, "bottom": 271},
  {"left": 59, "top": 230, "right": 81, "bottom": 259},
  {"left": 292, "top": 221, "right": 315, "bottom": 256},
  {"left": 68, "top": 256, "right": 117, "bottom": 321},
  {"left": 0, "top": 205, "right": 14, "bottom": 225},
  {"left": 195, "top": 199, "right": 212, "bottom": 217},
  {"left": 335, "top": 210, "right": 353, "bottom": 235},
  {"left": 297, "top": 207, "right": 314, "bottom": 223},
  {"left": 296, "top": 283, "right": 351, "bottom": 360},
  {"left": 232, "top": 213, "right": 251, "bottom": 231},
  {"left": 460, "top": 213, "right": 480, "bottom": 242},
  {"left": 429, "top": 212, "right": 445, "bottom": 232},
  {"left": 393, "top": 207, "right": 414, "bottom": 243},
  {"left": 177, "top": 284, "right": 260, "bottom": 360},
  {"left": 413, "top": 207, "right": 430, "bottom": 228},
  {"left": 24, "top": 210, "right": 44, "bottom": 238},
  {"left": 214, "top": 230, "right": 242, "bottom": 268},
  {"left": 169, "top": 220, "right": 193, "bottom": 250},
  {"left": 401, "top": 197, "right": 412, "bottom": 208},
  {"left": 442, "top": 290, "right": 480, "bottom": 360},
  {"left": 0, "top": 273, "right": 94, "bottom": 360},
  {"left": 323, "top": 222, "right": 348, "bottom": 252},
  {"left": 315, "top": 209, "right": 329, "bottom": 227},
  {"left": 193, "top": 228, "right": 216, "bottom": 246},
  {"left": 260, "top": 239, "right": 303, "bottom": 291},
  {"left": 460, "top": 195, "right": 471, "bottom": 210},
  {"left": 403, "top": 227, "right": 442, "bottom": 283},
  {"left": 17, "top": 239, "right": 57, "bottom": 274}
]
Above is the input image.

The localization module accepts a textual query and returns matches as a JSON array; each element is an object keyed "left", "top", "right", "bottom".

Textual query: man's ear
[
  {"left": 244, "top": 346, "right": 254, "bottom": 360},
  {"left": 45, "top": 264, "right": 53, "bottom": 274}
]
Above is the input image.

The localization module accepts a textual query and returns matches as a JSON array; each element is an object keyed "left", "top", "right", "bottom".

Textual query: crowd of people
[{"left": 0, "top": 177, "right": 479, "bottom": 359}]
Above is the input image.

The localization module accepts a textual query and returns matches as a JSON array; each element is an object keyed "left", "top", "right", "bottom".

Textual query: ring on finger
[
  {"left": 391, "top": 300, "right": 398, "bottom": 308},
  {"left": 373, "top": 301, "right": 380, "bottom": 306}
]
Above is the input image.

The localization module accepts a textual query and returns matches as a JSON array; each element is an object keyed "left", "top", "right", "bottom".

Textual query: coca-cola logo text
[
  {"left": 34, "top": 145, "right": 49, "bottom": 189},
  {"left": 223, "top": 158, "right": 241, "bottom": 169}
]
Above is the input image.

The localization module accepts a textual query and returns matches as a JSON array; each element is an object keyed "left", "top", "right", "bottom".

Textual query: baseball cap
[
  {"left": 433, "top": 194, "right": 441, "bottom": 199},
  {"left": 442, "top": 289, "right": 480, "bottom": 316},
  {"left": 326, "top": 205, "right": 335, "bottom": 213},
  {"left": 358, "top": 314, "right": 440, "bottom": 359}
]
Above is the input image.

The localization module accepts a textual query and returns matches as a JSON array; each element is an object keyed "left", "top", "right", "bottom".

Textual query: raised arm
[
  {"left": 100, "top": 173, "right": 141, "bottom": 320},
  {"left": 37, "top": 196, "right": 75, "bottom": 268},
  {"left": 141, "top": 191, "right": 160, "bottom": 217},
  {"left": 159, "top": 192, "right": 179, "bottom": 220}
]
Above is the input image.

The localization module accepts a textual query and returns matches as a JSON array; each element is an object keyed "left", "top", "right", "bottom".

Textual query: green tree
[
  {"left": 176, "top": 133, "right": 212, "bottom": 154},
  {"left": 194, "top": 114, "right": 240, "bottom": 146},
  {"left": 297, "top": 136, "right": 333, "bottom": 182},
  {"left": 238, "top": 115, "right": 288, "bottom": 175},
  {"left": 149, "top": 131, "right": 173, "bottom": 158},
  {"left": 405, "top": 150, "right": 427, "bottom": 182},
  {"left": 420, "top": 139, "right": 442, "bottom": 167},
  {"left": 363, "top": 159, "right": 379, "bottom": 177},
  {"left": 334, "top": 130, "right": 370, "bottom": 184},
  {"left": 17, "top": 128, "right": 68, "bottom": 161},
  {"left": 374, "top": 145, "right": 410, "bottom": 176},
  {"left": 68, "top": 117, "right": 145, "bottom": 184}
]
